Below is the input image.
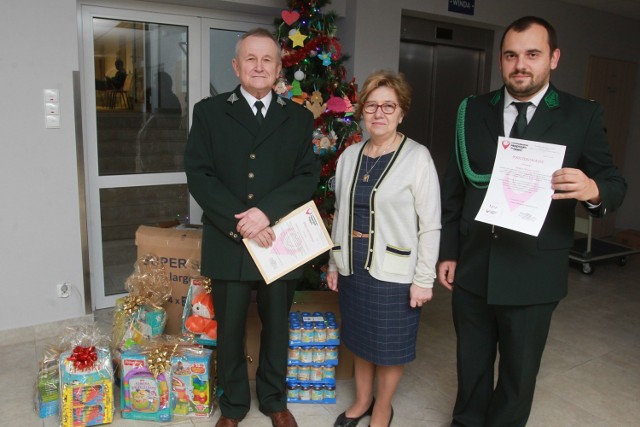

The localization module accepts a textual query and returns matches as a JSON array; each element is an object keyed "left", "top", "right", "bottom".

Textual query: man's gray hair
[{"left": 234, "top": 27, "right": 282, "bottom": 62}]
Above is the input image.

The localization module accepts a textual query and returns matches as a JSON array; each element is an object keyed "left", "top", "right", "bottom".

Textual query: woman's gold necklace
[{"left": 362, "top": 135, "right": 396, "bottom": 182}]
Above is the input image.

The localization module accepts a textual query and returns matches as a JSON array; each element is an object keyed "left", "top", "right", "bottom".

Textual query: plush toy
[{"left": 184, "top": 293, "right": 217, "bottom": 340}]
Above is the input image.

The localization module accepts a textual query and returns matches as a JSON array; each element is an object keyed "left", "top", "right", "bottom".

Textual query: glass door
[
  {"left": 188, "top": 17, "right": 272, "bottom": 225},
  {"left": 82, "top": 6, "right": 201, "bottom": 309}
]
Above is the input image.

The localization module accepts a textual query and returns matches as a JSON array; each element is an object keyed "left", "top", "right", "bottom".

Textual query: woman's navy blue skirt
[{"left": 339, "top": 237, "right": 421, "bottom": 366}]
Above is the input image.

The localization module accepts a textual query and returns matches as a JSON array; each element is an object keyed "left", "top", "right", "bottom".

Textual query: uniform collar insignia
[
  {"left": 227, "top": 93, "right": 240, "bottom": 104},
  {"left": 544, "top": 89, "right": 559, "bottom": 109},
  {"left": 276, "top": 97, "right": 286, "bottom": 107}
]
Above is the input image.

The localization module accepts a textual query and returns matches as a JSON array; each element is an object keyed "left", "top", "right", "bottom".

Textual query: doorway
[
  {"left": 398, "top": 16, "right": 494, "bottom": 178},
  {"left": 81, "top": 5, "right": 268, "bottom": 309},
  {"left": 579, "top": 56, "right": 637, "bottom": 238}
]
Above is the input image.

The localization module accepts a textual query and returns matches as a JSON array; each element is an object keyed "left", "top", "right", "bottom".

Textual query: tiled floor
[{"left": 2, "top": 255, "right": 639, "bottom": 426}]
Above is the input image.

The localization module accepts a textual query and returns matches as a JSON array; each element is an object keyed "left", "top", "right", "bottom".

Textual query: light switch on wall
[{"left": 44, "top": 89, "right": 60, "bottom": 129}]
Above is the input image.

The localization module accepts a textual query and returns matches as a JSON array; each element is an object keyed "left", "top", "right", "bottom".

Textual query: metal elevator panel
[{"left": 399, "top": 16, "right": 494, "bottom": 180}]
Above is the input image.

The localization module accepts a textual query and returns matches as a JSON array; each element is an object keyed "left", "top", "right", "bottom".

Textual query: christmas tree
[{"left": 274, "top": 0, "right": 362, "bottom": 290}]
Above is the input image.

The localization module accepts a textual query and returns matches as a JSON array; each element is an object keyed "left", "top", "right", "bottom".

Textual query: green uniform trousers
[
  {"left": 451, "top": 285, "right": 558, "bottom": 427},
  {"left": 212, "top": 279, "right": 297, "bottom": 420}
]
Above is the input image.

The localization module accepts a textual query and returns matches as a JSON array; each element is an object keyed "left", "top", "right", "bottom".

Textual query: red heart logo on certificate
[
  {"left": 281, "top": 10, "right": 300, "bottom": 25},
  {"left": 501, "top": 140, "right": 510, "bottom": 149}
]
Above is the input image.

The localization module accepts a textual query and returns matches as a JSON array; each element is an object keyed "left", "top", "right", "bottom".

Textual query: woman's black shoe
[{"left": 334, "top": 397, "right": 375, "bottom": 427}]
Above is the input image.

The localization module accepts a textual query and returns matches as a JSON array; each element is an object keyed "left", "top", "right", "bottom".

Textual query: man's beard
[{"left": 505, "top": 72, "right": 547, "bottom": 99}]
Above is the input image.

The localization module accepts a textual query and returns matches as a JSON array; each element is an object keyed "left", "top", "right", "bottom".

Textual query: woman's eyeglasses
[{"left": 363, "top": 102, "right": 398, "bottom": 115}]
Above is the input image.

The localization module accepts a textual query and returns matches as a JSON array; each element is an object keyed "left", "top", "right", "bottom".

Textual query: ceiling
[{"left": 557, "top": 0, "right": 640, "bottom": 21}]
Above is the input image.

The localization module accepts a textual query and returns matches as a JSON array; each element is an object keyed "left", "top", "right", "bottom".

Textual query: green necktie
[
  {"left": 509, "top": 101, "right": 531, "bottom": 138},
  {"left": 254, "top": 100, "right": 264, "bottom": 125}
]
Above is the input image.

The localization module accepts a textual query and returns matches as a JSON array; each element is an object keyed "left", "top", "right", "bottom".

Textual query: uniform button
[
  {"left": 249, "top": 153, "right": 256, "bottom": 159},
  {"left": 493, "top": 233, "right": 499, "bottom": 239},
  {"left": 229, "top": 231, "right": 234, "bottom": 236},
  {"left": 248, "top": 172, "right": 255, "bottom": 179},
  {"left": 233, "top": 233, "right": 238, "bottom": 238},
  {"left": 248, "top": 193, "right": 254, "bottom": 200},
  {"left": 369, "top": 249, "right": 373, "bottom": 252}
]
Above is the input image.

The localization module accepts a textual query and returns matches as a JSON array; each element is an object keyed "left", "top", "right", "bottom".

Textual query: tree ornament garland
[{"left": 275, "top": 0, "right": 362, "bottom": 290}]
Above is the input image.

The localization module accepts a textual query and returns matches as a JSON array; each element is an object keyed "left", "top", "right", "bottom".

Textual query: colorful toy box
[
  {"left": 120, "top": 350, "right": 172, "bottom": 422},
  {"left": 59, "top": 346, "right": 114, "bottom": 427},
  {"left": 35, "top": 365, "right": 59, "bottom": 418},
  {"left": 171, "top": 346, "right": 214, "bottom": 417},
  {"left": 182, "top": 277, "right": 217, "bottom": 346}
]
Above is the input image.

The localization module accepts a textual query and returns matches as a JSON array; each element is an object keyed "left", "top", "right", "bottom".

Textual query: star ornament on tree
[{"left": 288, "top": 29, "right": 307, "bottom": 47}]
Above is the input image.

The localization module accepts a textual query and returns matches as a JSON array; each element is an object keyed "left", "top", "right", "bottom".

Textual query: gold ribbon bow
[
  {"left": 146, "top": 344, "right": 178, "bottom": 379},
  {"left": 199, "top": 277, "right": 213, "bottom": 293},
  {"left": 121, "top": 295, "right": 145, "bottom": 316}
]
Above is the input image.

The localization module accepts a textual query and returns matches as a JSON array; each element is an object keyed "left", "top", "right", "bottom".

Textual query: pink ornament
[
  {"left": 343, "top": 96, "right": 355, "bottom": 113},
  {"left": 327, "top": 96, "right": 347, "bottom": 113}
]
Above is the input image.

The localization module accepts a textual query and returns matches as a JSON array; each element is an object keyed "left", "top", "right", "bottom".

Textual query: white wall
[
  {"left": 0, "top": 0, "right": 637, "bottom": 331},
  {"left": 0, "top": 0, "right": 86, "bottom": 331}
]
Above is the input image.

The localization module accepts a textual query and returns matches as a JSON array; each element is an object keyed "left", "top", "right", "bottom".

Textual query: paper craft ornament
[
  {"left": 327, "top": 96, "right": 347, "bottom": 113},
  {"left": 288, "top": 29, "right": 307, "bottom": 48},
  {"left": 318, "top": 51, "right": 332, "bottom": 66},
  {"left": 305, "top": 91, "right": 327, "bottom": 119},
  {"left": 281, "top": 10, "right": 300, "bottom": 25}
]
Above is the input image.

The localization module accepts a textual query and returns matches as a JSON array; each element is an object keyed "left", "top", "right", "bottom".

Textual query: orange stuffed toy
[{"left": 185, "top": 293, "right": 217, "bottom": 340}]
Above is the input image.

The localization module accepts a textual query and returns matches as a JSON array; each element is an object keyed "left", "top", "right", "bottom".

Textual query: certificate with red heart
[
  {"left": 475, "top": 137, "right": 566, "bottom": 236},
  {"left": 244, "top": 200, "right": 333, "bottom": 284}
]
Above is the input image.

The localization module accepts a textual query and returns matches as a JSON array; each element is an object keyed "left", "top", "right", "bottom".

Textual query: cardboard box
[
  {"left": 135, "top": 225, "right": 202, "bottom": 335},
  {"left": 245, "top": 291, "right": 353, "bottom": 381}
]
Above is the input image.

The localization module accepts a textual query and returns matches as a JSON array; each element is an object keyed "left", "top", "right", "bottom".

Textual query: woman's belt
[{"left": 351, "top": 230, "right": 369, "bottom": 238}]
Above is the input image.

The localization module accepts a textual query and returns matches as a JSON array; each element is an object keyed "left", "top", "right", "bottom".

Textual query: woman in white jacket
[{"left": 328, "top": 71, "right": 441, "bottom": 427}]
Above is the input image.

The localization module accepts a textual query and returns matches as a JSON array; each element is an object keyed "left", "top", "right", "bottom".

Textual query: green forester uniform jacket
[
  {"left": 184, "top": 86, "right": 320, "bottom": 281},
  {"left": 439, "top": 85, "right": 627, "bottom": 305}
]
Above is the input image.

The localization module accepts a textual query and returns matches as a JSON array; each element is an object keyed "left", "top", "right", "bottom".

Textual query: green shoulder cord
[{"left": 455, "top": 98, "right": 491, "bottom": 189}]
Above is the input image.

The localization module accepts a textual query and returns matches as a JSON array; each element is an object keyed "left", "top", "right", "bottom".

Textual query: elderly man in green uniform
[
  {"left": 184, "top": 28, "right": 319, "bottom": 427},
  {"left": 438, "top": 16, "right": 627, "bottom": 427}
]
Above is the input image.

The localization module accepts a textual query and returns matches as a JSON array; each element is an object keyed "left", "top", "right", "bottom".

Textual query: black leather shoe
[{"left": 334, "top": 398, "right": 375, "bottom": 427}]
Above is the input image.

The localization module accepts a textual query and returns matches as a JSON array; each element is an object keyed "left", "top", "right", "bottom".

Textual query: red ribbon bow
[{"left": 68, "top": 345, "right": 98, "bottom": 371}]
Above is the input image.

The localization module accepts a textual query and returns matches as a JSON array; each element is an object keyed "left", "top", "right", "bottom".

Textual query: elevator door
[
  {"left": 400, "top": 43, "right": 484, "bottom": 177},
  {"left": 398, "top": 17, "right": 493, "bottom": 179}
]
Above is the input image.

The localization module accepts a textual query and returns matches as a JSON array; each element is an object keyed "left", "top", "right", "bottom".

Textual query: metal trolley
[{"left": 569, "top": 216, "right": 640, "bottom": 274}]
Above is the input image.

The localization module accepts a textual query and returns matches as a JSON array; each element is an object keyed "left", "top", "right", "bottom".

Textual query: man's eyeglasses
[{"left": 363, "top": 102, "right": 398, "bottom": 115}]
